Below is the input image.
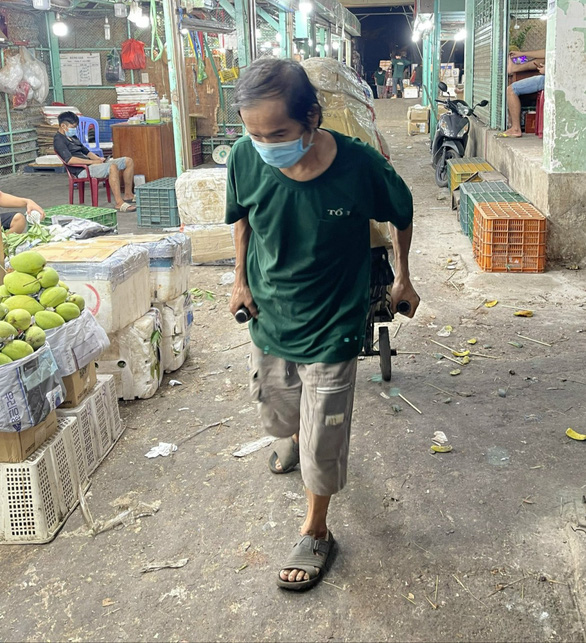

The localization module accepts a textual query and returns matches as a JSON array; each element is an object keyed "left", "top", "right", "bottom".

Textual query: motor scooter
[{"left": 431, "top": 81, "right": 488, "bottom": 187}]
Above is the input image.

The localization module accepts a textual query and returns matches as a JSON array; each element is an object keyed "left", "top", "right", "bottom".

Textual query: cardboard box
[
  {"left": 408, "top": 121, "right": 429, "bottom": 136},
  {"left": 60, "top": 362, "right": 97, "bottom": 409},
  {"left": 403, "top": 87, "right": 419, "bottom": 99},
  {"left": 0, "top": 411, "right": 58, "bottom": 463},
  {"left": 408, "top": 106, "right": 430, "bottom": 123}
]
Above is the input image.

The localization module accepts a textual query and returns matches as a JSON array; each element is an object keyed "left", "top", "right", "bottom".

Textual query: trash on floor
[
  {"left": 232, "top": 435, "right": 277, "bottom": 457},
  {"left": 141, "top": 558, "right": 189, "bottom": 574},
  {"left": 566, "top": 428, "right": 586, "bottom": 441},
  {"left": 169, "top": 379, "right": 183, "bottom": 387},
  {"left": 437, "top": 325, "right": 453, "bottom": 337},
  {"left": 145, "top": 442, "right": 178, "bottom": 458}
]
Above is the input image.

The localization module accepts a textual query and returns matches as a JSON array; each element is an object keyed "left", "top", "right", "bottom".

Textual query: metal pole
[
  {"left": 162, "top": 0, "right": 190, "bottom": 176},
  {"left": 248, "top": 0, "right": 257, "bottom": 61},
  {"left": 234, "top": 0, "right": 252, "bottom": 67},
  {"left": 46, "top": 12, "right": 64, "bottom": 103}
]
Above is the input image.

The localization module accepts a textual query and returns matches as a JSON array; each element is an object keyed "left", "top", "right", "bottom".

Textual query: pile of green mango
[{"left": 0, "top": 250, "right": 86, "bottom": 365}]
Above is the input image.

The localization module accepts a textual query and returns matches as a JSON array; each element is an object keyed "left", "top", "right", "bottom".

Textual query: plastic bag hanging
[
  {"left": 106, "top": 49, "right": 125, "bottom": 82},
  {"left": 121, "top": 39, "right": 147, "bottom": 70}
]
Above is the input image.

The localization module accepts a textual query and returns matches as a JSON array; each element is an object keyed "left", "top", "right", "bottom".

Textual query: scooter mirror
[
  {"left": 478, "top": 100, "right": 489, "bottom": 107},
  {"left": 438, "top": 81, "right": 448, "bottom": 92}
]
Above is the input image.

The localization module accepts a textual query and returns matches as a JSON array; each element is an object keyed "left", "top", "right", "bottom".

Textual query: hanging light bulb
[
  {"left": 52, "top": 14, "right": 68, "bottom": 37},
  {"left": 299, "top": 1, "right": 313, "bottom": 14},
  {"left": 104, "top": 17, "right": 111, "bottom": 40}
]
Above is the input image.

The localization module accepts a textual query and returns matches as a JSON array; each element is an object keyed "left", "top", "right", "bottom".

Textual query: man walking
[
  {"left": 391, "top": 52, "right": 411, "bottom": 98},
  {"left": 226, "top": 58, "right": 419, "bottom": 591}
]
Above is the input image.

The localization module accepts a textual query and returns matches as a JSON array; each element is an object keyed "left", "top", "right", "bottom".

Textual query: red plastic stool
[{"left": 535, "top": 90, "right": 544, "bottom": 138}]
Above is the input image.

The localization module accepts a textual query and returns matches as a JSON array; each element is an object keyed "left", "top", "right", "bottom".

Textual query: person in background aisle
[
  {"left": 53, "top": 111, "right": 137, "bottom": 213},
  {"left": 0, "top": 190, "right": 45, "bottom": 234},
  {"left": 372, "top": 66, "right": 386, "bottom": 99},
  {"left": 412, "top": 63, "right": 423, "bottom": 98},
  {"left": 226, "top": 57, "right": 419, "bottom": 592},
  {"left": 383, "top": 67, "right": 393, "bottom": 98},
  {"left": 391, "top": 52, "right": 411, "bottom": 98}
]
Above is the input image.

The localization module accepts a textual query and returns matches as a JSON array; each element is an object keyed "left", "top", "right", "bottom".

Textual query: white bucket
[
  {"left": 99, "top": 104, "right": 111, "bottom": 119},
  {"left": 134, "top": 175, "right": 146, "bottom": 187}
]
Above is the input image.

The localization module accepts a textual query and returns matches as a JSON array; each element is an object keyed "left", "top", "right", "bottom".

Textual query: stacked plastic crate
[
  {"left": 447, "top": 157, "right": 495, "bottom": 192},
  {"left": 136, "top": 178, "right": 180, "bottom": 228},
  {"left": 472, "top": 202, "right": 547, "bottom": 272}
]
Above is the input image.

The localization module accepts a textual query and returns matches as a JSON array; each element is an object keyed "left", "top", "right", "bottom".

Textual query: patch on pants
[{"left": 325, "top": 413, "right": 345, "bottom": 426}]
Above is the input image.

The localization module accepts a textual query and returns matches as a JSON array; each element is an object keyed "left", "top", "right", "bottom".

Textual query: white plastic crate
[
  {"left": 58, "top": 397, "right": 101, "bottom": 475},
  {"left": 0, "top": 419, "right": 87, "bottom": 544},
  {"left": 58, "top": 416, "right": 90, "bottom": 492},
  {"left": 97, "top": 375, "right": 123, "bottom": 440},
  {"left": 89, "top": 385, "right": 113, "bottom": 458}
]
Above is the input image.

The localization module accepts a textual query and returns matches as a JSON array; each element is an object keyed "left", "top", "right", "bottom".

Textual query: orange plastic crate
[{"left": 473, "top": 202, "right": 547, "bottom": 272}]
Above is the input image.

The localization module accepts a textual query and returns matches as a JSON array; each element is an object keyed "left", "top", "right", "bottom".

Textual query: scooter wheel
[{"left": 435, "top": 149, "right": 459, "bottom": 188}]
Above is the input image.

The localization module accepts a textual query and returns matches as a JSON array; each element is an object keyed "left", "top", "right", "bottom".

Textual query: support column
[
  {"left": 46, "top": 12, "right": 64, "bottom": 103},
  {"left": 464, "top": 0, "right": 474, "bottom": 105},
  {"left": 235, "top": 0, "right": 253, "bottom": 67},
  {"left": 429, "top": 4, "right": 441, "bottom": 136},
  {"left": 279, "top": 9, "right": 292, "bottom": 58},
  {"left": 543, "top": 0, "right": 586, "bottom": 173},
  {"left": 162, "top": 0, "right": 190, "bottom": 176}
]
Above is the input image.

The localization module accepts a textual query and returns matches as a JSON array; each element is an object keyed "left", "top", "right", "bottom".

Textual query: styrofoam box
[
  {"left": 0, "top": 417, "right": 88, "bottom": 544},
  {"left": 176, "top": 167, "right": 227, "bottom": 225},
  {"left": 97, "top": 308, "right": 163, "bottom": 400},
  {"left": 140, "top": 234, "right": 192, "bottom": 303},
  {"left": 46, "top": 245, "right": 151, "bottom": 335}
]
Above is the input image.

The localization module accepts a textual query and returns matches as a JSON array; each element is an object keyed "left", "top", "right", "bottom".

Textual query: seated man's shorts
[
  {"left": 249, "top": 342, "right": 358, "bottom": 496},
  {"left": 1, "top": 212, "right": 17, "bottom": 230},
  {"left": 78, "top": 157, "right": 126, "bottom": 179},
  {"left": 511, "top": 74, "right": 545, "bottom": 96}
]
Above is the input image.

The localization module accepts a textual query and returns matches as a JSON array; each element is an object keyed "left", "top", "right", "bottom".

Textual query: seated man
[
  {"left": 54, "top": 111, "right": 136, "bottom": 212},
  {"left": 501, "top": 60, "right": 545, "bottom": 138},
  {"left": 0, "top": 190, "right": 45, "bottom": 234}
]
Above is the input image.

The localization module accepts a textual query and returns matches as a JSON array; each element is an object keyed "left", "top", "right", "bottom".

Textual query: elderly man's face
[{"left": 240, "top": 98, "right": 310, "bottom": 145}]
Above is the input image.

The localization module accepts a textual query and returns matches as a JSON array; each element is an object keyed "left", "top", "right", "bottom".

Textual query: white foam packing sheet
[
  {"left": 153, "top": 293, "right": 194, "bottom": 373},
  {"left": 97, "top": 308, "right": 163, "bottom": 400},
  {"left": 176, "top": 168, "right": 227, "bottom": 226},
  {"left": 45, "top": 309, "right": 110, "bottom": 377},
  {"left": 46, "top": 245, "right": 151, "bottom": 335}
]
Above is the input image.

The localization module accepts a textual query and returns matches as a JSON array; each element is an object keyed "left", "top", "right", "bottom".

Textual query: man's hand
[
  {"left": 535, "top": 61, "right": 545, "bottom": 75},
  {"left": 390, "top": 277, "right": 420, "bottom": 318},
  {"left": 230, "top": 280, "right": 259, "bottom": 319},
  {"left": 25, "top": 199, "right": 45, "bottom": 219}
]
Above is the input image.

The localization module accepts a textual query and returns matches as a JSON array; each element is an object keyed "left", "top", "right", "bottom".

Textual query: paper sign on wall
[{"left": 60, "top": 52, "right": 102, "bottom": 86}]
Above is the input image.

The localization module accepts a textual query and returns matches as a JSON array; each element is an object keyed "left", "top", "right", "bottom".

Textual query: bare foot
[{"left": 501, "top": 128, "right": 522, "bottom": 138}]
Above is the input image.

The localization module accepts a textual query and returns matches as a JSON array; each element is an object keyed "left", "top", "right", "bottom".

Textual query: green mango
[
  {"left": 1, "top": 339, "right": 34, "bottom": 361},
  {"left": 9, "top": 251, "right": 46, "bottom": 276},
  {"left": 55, "top": 302, "right": 81, "bottom": 322},
  {"left": 3, "top": 295, "right": 44, "bottom": 315},
  {"left": 39, "top": 286, "right": 68, "bottom": 309},
  {"left": 36, "top": 268, "right": 60, "bottom": 289},
  {"left": 24, "top": 326, "right": 46, "bottom": 350},
  {"left": 34, "top": 311, "right": 65, "bottom": 330},
  {"left": 4, "top": 271, "right": 41, "bottom": 296},
  {"left": 5, "top": 309, "right": 32, "bottom": 332},
  {"left": 0, "top": 353, "right": 13, "bottom": 366}
]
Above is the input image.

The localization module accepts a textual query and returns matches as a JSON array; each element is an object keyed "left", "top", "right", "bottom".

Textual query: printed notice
[{"left": 60, "top": 52, "right": 102, "bottom": 86}]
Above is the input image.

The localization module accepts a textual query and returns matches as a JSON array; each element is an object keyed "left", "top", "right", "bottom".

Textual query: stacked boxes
[
  {"left": 407, "top": 105, "right": 430, "bottom": 136},
  {"left": 153, "top": 293, "right": 194, "bottom": 373},
  {"left": 459, "top": 182, "right": 525, "bottom": 239},
  {"left": 472, "top": 202, "right": 547, "bottom": 273}
]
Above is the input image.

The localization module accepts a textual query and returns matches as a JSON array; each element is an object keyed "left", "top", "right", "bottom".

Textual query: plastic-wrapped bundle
[
  {"left": 176, "top": 168, "right": 227, "bottom": 226},
  {"left": 153, "top": 292, "right": 193, "bottom": 372},
  {"left": 44, "top": 309, "right": 110, "bottom": 377},
  {"left": 0, "top": 343, "right": 63, "bottom": 433}
]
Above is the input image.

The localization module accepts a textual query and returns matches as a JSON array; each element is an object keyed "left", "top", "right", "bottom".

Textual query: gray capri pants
[{"left": 249, "top": 342, "right": 358, "bottom": 496}]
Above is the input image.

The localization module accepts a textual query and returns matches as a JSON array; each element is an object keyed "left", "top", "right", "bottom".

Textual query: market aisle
[{"left": 0, "top": 99, "right": 585, "bottom": 642}]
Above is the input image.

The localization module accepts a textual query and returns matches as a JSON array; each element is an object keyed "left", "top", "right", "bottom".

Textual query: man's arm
[
  {"left": 0, "top": 192, "right": 45, "bottom": 217},
  {"left": 229, "top": 217, "right": 258, "bottom": 318},
  {"left": 390, "top": 222, "right": 420, "bottom": 318},
  {"left": 68, "top": 155, "right": 103, "bottom": 165}
]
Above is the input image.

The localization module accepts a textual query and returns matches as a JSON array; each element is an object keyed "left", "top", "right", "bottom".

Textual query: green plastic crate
[
  {"left": 136, "top": 177, "right": 179, "bottom": 228},
  {"left": 466, "top": 191, "right": 528, "bottom": 241},
  {"left": 44, "top": 204, "right": 117, "bottom": 229},
  {"left": 459, "top": 182, "right": 511, "bottom": 237}
]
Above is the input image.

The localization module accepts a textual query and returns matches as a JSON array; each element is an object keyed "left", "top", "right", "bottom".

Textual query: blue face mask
[
  {"left": 251, "top": 130, "right": 315, "bottom": 168},
  {"left": 67, "top": 128, "right": 77, "bottom": 137}
]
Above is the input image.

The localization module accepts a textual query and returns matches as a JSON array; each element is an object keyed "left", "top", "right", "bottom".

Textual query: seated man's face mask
[
  {"left": 252, "top": 130, "right": 315, "bottom": 169},
  {"left": 67, "top": 127, "right": 77, "bottom": 137}
]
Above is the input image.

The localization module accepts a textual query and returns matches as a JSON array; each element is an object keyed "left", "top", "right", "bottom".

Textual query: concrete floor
[{"left": 1, "top": 99, "right": 586, "bottom": 642}]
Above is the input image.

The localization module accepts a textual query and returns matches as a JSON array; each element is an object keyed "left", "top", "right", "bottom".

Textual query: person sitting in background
[
  {"left": 53, "top": 111, "right": 137, "bottom": 212},
  {"left": 0, "top": 190, "right": 45, "bottom": 234},
  {"left": 500, "top": 59, "right": 545, "bottom": 138},
  {"left": 507, "top": 49, "right": 545, "bottom": 76}
]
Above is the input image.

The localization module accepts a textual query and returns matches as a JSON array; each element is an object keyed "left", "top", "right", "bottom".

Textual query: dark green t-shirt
[
  {"left": 225, "top": 129, "right": 413, "bottom": 364},
  {"left": 374, "top": 70, "right": 386, "bottom": 86},
  {"left": 392, "top": 58, "right": 410, "bottom": 79}
]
